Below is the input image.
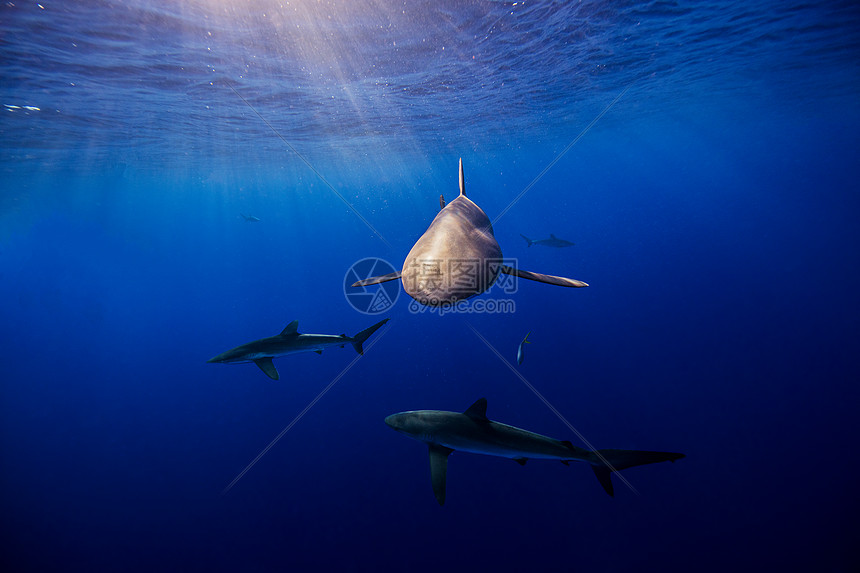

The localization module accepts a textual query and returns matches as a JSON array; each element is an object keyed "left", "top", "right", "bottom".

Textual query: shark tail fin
[
  {"left": 520, "top": 234, "right": 534, "bottom": 247},
  {"left": 590, "top": 449, "right": 686, "bottom": 497},
  {"left": 350, "top": 318, "right": 390, "bottom": 355}
]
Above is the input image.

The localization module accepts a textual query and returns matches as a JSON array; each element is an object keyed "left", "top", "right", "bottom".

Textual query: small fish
[{"left": 517, "top": 331, "right": 531, "bottom": 365}]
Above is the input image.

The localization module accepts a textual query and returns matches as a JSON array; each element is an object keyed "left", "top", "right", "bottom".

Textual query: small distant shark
[
  {"left": 385, "top": 398, "right": 685, "bottom": 505},
  {"left": 517, "top": 331, "right": 531, "bottom": 365},
  {"left": 208, "top": 318, "right": 389, "bottom": 380},
  {"left": 352, "top": 159, "right": 588, "bottom": 306},
  {"left": 520, "top": 233, "right": 574, "bottom": 248},
  {"left": 240, "top": 213, "right": 261, "bottom": 222}
]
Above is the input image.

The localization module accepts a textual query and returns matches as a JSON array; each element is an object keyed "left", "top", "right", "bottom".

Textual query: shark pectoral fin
[
  {"left": 351, "top": 272, "right": 402, "bottom": 287},
  {"left": 500, "top": 265, "right": 589, "bottom": 288},
  {"left": 280, "top": 320, "right": 299, "bottom": 336},
  {"left": 254, "top": 358, "right": 279, "bottom": 380},
  {"left": 592, "top": 465, "right": 615, "bottom": 497},
  {"left": 514, "top": 457, "right": 528, "bottom": 466},
  {"left": 428, "top": 444, "right": 454, "bottom": 506},
  {"left": 314, "top": 350, "right": 323, "bottom": 355}
]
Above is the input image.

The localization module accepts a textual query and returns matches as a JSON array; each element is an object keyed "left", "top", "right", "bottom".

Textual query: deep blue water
[{"left": 2, "top": 1, "right": 859, "bottom": 571}]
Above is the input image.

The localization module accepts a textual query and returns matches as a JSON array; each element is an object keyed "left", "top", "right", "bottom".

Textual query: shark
[
  {"left": 352, "top": 159, "right": 588, "bottom": 306},
  {"left": 240, "top": 213, "right": 261, "bottom": 222},
  {"left": 207, "top": 318, "right": 389, "bottom": 380},
  {"left": 385, "top": 398, "right": 685, "bottom": 505},
  {"left": 520, "top": 233, "right": 575, "bottom": 248}
]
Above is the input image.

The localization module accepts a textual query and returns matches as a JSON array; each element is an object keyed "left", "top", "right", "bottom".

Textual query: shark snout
[
  {"left": 384, "top": 413, "right": 411, "bottom": 433},
  {"left": 207, "top": 350, "right": 235, "bottom": 363}
]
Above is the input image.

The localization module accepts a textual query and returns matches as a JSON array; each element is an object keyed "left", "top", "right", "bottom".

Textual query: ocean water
[{"left": 2, "top": 1, "right": 859, "bottom": 571}]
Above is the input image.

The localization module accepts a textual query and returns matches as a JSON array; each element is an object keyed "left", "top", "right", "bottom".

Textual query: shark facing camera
[{"left": 352, "top": 159, "right": 589, "bottom": 307}]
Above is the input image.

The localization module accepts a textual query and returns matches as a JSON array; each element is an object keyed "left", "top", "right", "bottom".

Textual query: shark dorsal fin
[
  {"left": 550, "top": 233, "right": 557, "bottom": 239},
  {"left": 280, "top": 320, "right": 299, "bottom": 336},
  {"left": 458, "top": 158, "right": 466, "bottom": 197},
  {"left": 463, "top": 398, "right": 488, "bottom": 422}
]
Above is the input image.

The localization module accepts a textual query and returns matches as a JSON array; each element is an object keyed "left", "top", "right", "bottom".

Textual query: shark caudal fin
[
  {"left": 520, "top": 234, "right": 534, "bottom": 247},
  {"left": 590, "top": 449, "right": 686, "bottom": 496},
  {"left": 350, "top": 318, "right": 390, "bottom": 355}
]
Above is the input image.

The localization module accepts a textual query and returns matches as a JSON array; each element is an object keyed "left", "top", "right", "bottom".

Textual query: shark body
[
  {"left": 385, "top": 398, "right": 685, "bottom": 505},
  {"left": 208, "top": 318, "right": 388, "bottom": 380},
  {"left": 352, "top": 159, "right": 588, "bottom": 306},
  {"left": 520, "top": 233, "right": 574, "bottom": 248}
]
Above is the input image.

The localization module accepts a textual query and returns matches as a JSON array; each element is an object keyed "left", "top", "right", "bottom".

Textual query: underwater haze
[{"left": 2, "top": 1, "right": 859, "bottom": 571}]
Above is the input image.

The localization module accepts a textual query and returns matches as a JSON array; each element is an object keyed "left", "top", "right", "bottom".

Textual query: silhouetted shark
[
  {"left": 385, "top": 398, "right": 685, "bottom": 505},
  {"left": 520, "top": 233, "right": 574, "bottom": 248},
  {"left": 208, "top": 319, "right": 389, "bottom": 380}
]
